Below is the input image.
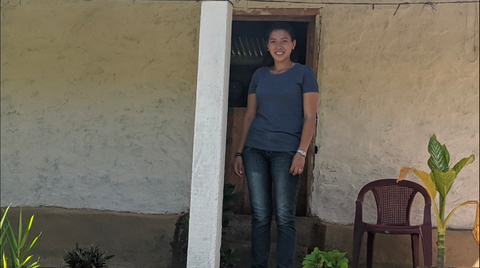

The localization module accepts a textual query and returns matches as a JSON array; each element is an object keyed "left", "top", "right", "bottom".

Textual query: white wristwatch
[{"left": 297, "top": 149, "right": 307, "bottom": 157}]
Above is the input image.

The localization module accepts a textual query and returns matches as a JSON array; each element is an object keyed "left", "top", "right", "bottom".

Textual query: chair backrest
[{"left": 356, "top": 179, "right": 431, "bottom": 226}]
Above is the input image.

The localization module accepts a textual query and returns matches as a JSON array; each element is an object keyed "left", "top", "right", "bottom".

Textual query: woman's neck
[{"left": 271, "top": 61, "right": 295, "bottom": 74}]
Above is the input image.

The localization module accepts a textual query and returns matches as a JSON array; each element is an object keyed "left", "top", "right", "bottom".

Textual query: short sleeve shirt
[{"left": 245, "top": 63, "right": 319, "bottom": 152}]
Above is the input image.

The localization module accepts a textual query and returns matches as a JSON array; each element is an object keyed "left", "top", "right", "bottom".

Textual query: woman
[{"left": 233, "top": 22, "right": 319, "bottom": 268}]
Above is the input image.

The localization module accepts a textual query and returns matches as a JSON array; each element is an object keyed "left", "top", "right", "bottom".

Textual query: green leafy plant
[
  {"left": 170, "top": 183, "right": 242, "bottom": 268},
  {"left": 1, "top": 206, "right": 11, "bottom": 268},
  {"left": 1, "top": 207, "right": 42, "bottom": 268},
  {"left": 222, "top": 183, "right": 242, "bottom": 233},
  {"left": 220, "top": 246, "right": 240, "bottom": 268},
  {"left": 220, "top": 184, "right": 242, "bottom": 268},
  {"left": 302, "top": 247, "right": 348, "bottom": 268},
  {"left": 397, "top": 134, "right": 479, "bottom": 268},
  {"left": 63, "top": 243, "right": 114, "bottom": 268}
]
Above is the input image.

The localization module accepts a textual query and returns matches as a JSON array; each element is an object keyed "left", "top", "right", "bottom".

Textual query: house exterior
[{"left": 1, "top": 0, "right": 478, "bottom": 267}]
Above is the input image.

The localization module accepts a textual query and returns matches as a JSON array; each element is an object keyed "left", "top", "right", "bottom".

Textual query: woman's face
[{"left": 267, "top": 30, "right": 296, "bottom": 64}]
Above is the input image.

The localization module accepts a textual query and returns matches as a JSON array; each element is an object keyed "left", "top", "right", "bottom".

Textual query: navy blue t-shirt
[{"left": 245, "top": 63, "right": 319, "bottom": 152}]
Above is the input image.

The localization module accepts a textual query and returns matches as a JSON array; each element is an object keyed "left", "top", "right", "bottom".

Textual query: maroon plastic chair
[{"left": 351, "top": 179, "right": 432, "bottom": 268}]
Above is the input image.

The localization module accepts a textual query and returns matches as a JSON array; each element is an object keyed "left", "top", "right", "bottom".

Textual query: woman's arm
[
  {"left": 290, "top": 92, "right": 319, "bottom": 176},
  {"left": 234, "top": 94, "right": 258, "bottom": 176}
]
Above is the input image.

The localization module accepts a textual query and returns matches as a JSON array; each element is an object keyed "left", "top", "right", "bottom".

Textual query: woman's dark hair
[{"left": 262, "top": 22, "right": 298, "bottom": 66}]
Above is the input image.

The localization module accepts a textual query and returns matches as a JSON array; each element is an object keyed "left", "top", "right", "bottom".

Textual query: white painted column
[{"left": 187, "top": 1, "right": 232, "bottom": 268}]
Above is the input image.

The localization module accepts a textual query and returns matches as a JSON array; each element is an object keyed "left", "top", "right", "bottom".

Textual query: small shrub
[
  {"left": 63, "top": 243, "right": 114, "bottom": 268},
  {"left": 220, "top": 246, "right": 239, "bottom": 268},
  {"left": 302, "top": 247, "right": 348, "bottom": 268}
]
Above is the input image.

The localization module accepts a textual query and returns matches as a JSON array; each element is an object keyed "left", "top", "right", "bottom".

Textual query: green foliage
[
  {"left": 180, "top": 216, "right": 190, "bottom": 226},
  {"left": 1, "top": 207, "right": 41, "bottom": 268},
  {"left": 398, "top": 134, "right": 477, "bottom": 231},
  {"left": 222, "top": 183, "right": 242, "bottom": 231},
  {"left": 427, "top": 136, "right": 449, "bottom": 173},
  {"left": 398, "top": 134, "right": 478, "bottom": 268},
  {"left": 0, "top": 206, "right": 10, "bottom": 262},
  {"left": 220, "top": 184, "right": 242, "bottom": 268},
  {"left": 63, "top": 243, "right": 114, "bottom": 268},
  {"left": 173, "top": 183, "right": 242, "bottom": 267},
  {"left": 427, "top": 134, "right": 475, "bottom": 200},
  {"left": 424, "top": 134, "right": 476, "bottom": 229},
  {"left": 220, "top": 246, "right": 240, "bottom": 268},
  {"left": 302, "top": 248, "right": 348, "bottom": 268}
]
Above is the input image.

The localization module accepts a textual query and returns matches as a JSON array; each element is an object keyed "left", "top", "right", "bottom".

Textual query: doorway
[{"left": 224, "top": 9, "right": 321, "bottom": 216}]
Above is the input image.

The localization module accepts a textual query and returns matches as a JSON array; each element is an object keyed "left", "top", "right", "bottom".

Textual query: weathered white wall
[
  {"left": 1, "top": 0, "right": 201, "bottom": 213},
  {"left": 234, "top": 1, "right": 479, "bottom": 229},
  {"left": 313, "top": 3, "right": 479, "bottom": 229},
  {"left": 2, "top": 0, "right": 478, "bottom": 231}
]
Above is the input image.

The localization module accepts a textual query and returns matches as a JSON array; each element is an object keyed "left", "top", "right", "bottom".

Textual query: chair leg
[
  {"left": 411, "top": 234, "right": 419, "bottom": 268},
  {"left": 352, "top": 224, "right": 365, "bottom": 268},
  {"left": 421, "top": 226, "right": 433, "bottom": 267},
  {"left": 367, "top": 232, "right": 375, "bottom": 268}
]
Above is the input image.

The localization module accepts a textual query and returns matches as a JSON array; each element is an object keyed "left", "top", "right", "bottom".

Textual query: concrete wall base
[
  {"left": 4, "top": 207, "right": 179, "bottom": 268},
  {"left": 320, "top": 222, "right": 480, "bottom": 268},
  {"left": 2, "top": 208, "right": 478, "bottom": 268}
]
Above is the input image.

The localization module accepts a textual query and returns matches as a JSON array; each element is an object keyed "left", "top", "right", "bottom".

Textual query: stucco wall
[
  {"left": 313, "top": 3, "right": 479, "bottom": 229},
  {"left": 233, "top": 1, "right": 479, "bottom": 229},
  {"left": 2, "top": 0, "right": 478, "bottom": 231},
  {"left": 1, "top": 0, "right": 201, "bottom": 213}
]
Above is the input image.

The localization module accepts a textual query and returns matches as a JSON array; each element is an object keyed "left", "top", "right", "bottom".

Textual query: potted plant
[
  {"left": 63, "top": 243, "right": 114, "bottom": 268},
  {"left": 302, "top": 247, "right": 348, "bottom": 268},
  {"left": 397, "top": 134, "right": 479, "bottom": 268}
]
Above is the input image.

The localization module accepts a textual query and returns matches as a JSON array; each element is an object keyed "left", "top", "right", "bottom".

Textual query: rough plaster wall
[
  {"left": 233, "top": 1, "right": 479, "bottom": 229},
  {"left": 313, "top": 3, "right": 479, "bottom": 229},
  {"left": 1, "top": 0, "right": 201, "bottom": 213}
]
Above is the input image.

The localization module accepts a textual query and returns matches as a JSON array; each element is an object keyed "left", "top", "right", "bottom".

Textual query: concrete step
[
  {"left": 220, "top": 241, "right": 309, "bottom": 268},
  {"left": 221, "top": 214, "right": 323, "bottom": 268},
  {"left": 223, "top": 214, "right": 324, "bottom": 249}
]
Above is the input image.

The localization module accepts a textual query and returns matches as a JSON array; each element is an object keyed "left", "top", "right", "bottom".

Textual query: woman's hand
[
  {"left": 234, "top": 156, "right": 245, "bottom": 177},
  {"left": 290, "top": 153, "right": 306, "bottom": 176}
]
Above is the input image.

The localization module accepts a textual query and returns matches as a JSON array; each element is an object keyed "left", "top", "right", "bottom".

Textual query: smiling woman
[
  {"left": 225, "top": 20, "right": 313, "bottom": 218},
  {"left": 232, "top": 22, "right": 319, "bottom": 268}
]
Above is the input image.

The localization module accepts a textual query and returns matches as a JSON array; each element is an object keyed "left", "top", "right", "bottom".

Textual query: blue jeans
[{"left": 242, "top": 146, "right": 302, "bottom": 268}]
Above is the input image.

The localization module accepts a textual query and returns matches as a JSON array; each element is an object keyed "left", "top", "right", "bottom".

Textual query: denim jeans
[{"left": 242, "top": 146, "right": 302, "bottom": 268}]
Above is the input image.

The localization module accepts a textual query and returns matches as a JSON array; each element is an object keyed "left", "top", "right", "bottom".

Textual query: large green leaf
[
  {"left": 432, "top": 169, "right": 456, "bottom": 197},
  {"left": 442, "top": 144, "right": 450, "bottom": 166},
  {"left": 452, "top": 155, "right": 475, "bottom": 175},
  {"left": 427, "top": 135, "right": 450, "bottom": 172}
]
